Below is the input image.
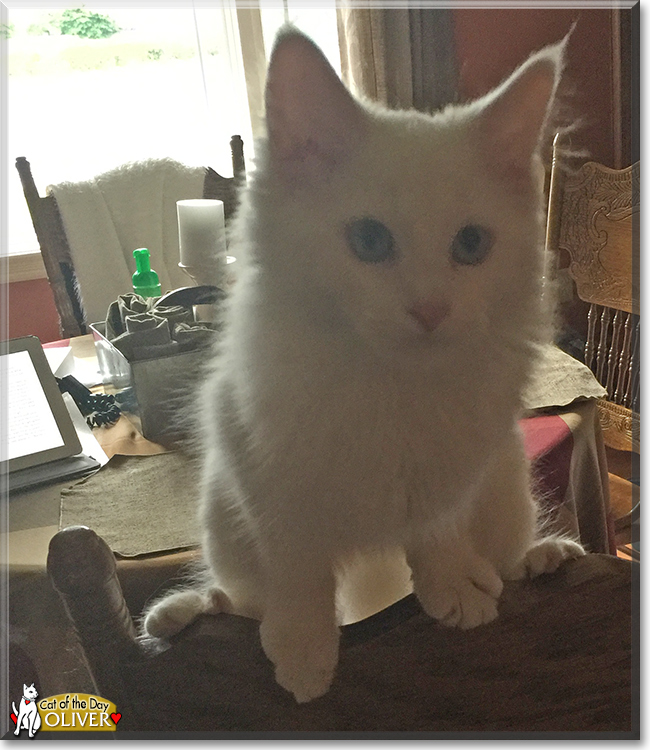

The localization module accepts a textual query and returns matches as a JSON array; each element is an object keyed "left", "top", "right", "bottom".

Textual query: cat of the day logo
[{"left": 11, "top": 689, "right": 121, "bottom": 735}]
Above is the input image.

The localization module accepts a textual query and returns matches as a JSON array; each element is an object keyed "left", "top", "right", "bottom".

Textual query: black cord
[{"left": 56, "top": 375, "right": 121, "bottom": 429}]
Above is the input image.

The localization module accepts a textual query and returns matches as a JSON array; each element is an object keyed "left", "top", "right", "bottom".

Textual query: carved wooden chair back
[
  {"left": 545, "top": 135, "right": 639, "bottom": 456},
  {"left": 15, "top": 135, "right": 246, "bottom": 339}
]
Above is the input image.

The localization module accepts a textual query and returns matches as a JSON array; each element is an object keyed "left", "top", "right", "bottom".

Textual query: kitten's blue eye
[
  {"left": 346, "top": 218, "right": 396, "bottom": 264},
  {"left": 450, "top": 224, "right": 493, "bottom": 266}
]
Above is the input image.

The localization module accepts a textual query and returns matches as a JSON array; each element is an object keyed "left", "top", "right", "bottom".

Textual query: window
[{"left": 5, "top": 3, "right": 340, "bottom": 274}]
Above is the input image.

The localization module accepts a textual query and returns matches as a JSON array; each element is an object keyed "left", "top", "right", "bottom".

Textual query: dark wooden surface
[
  {"left": 128, "top": 555, "right": 633, "bottom": 733},
  {"left": 48, "top": 527, "right": 635, "bottom": 734}
]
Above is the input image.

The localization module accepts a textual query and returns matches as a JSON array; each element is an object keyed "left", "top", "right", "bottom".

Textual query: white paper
[
  {"left": 44, "top": 344, "right": 101, "bottom": 387},
  {"left": 67, "top": 357, "right": 102, "bottom": 388},
  {"left": 44, "top": 346, "right": 74, "bottom": 377}
]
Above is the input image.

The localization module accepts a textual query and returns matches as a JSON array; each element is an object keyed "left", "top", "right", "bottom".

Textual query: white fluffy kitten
[{"left": 144, "top": 28, "right": 584, "bottom": 703}]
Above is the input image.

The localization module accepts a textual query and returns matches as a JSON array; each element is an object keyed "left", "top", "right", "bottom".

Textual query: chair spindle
[
  {"left": 596, "top": 306, "right": 611, "bottom": 386},
  {"left": 614, "top": 312, "right": 632, "bottom": 405},
  {"left": 585, "top": 303, "right": 597, "bottom": 372},
  {"left": 606, "top": 309, "right": 622, "bottom": 395},
  {"left": 625, "top": 320, "right": 640, "bottom": 410}
]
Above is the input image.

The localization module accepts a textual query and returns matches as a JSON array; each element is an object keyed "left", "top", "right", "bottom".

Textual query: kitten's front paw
[
  {"left": 523, "top": 537, "right": 586, "bottom": 577},
  {"left": 260, "top": 619, "right": 339, "bottom": 703},
  {"left": 416, "top": 557, "right": 503, "bottom": 630},
  {"left": 143, "top": 590, "right": 209, "bottom": 639}
]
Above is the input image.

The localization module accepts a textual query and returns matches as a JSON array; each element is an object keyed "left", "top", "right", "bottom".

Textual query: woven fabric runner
[{"left": 60, "top": 452, "right": 201, "bottom": 557}]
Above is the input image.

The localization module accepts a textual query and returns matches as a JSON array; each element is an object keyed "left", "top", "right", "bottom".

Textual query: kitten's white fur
[{"left": 144, "top": 28, "right": 584, "bottom": 702}]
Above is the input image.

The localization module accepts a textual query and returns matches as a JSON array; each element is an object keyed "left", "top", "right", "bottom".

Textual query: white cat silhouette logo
[{"left": 11, "top": 683, "right": 42, "bottom": 738}]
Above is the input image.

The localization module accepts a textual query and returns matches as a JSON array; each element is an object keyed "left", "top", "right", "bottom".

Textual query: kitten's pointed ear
[
  {"left": 265, "top": 28, "right": 366, "bottom": 183},
  {"left": 477, "top": 39, "right": 565, "bottom": 186}
]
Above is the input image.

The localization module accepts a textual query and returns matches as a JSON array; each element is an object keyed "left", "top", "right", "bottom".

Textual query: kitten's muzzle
[{"left": 408, "top": 301, "right": 450, "bottom": 333}]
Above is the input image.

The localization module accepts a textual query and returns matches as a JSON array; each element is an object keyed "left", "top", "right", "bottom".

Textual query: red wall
[
  {"left": 4, "top": 278, "right": 61, "bottom": 344},
  {"left": 453, "top": 8, "right": 618, "bottom": 168}
]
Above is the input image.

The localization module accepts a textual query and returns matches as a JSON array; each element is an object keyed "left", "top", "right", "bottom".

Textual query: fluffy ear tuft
[
  {"left": 476, "top": 38, "right": 567, "bottom": 187},
  {"left": 265, "top": 26, "right": 366, "bottom": 184}
]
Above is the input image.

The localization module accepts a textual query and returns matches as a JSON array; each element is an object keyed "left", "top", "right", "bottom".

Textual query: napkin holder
[
  {"left": 91, "top": 322, "right": 204, "bottom": 447},
  {"left": 90, "top": 287, "right": 223, "bottom": 447}
]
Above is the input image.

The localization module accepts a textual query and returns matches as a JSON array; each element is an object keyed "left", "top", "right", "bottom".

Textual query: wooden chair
[
  {"left": 15, "top": 136, "right": 246, "bottom": 340},
  {"left": 46, "top": 525, "right": 634, "bottom": 733},
  {"left": 545, "top": 135, "right": 640, "bottom": 538}
]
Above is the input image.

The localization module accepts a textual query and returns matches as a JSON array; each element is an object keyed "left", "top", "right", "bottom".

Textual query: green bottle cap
[{"left": 132, "top": 248, "right": 162, "bottom": 299}]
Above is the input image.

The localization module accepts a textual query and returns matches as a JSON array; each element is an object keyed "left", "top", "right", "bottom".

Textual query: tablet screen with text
[
  {"left": 6, "top": 349, "right": 65, "bottom": 461},
  {"left": 3, "top": 337, "right": 82, "bottom": 473}
]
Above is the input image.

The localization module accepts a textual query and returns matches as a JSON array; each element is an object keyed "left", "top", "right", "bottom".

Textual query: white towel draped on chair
[{"left": 49, "top": 158, "right": 206, "bottom": 325}]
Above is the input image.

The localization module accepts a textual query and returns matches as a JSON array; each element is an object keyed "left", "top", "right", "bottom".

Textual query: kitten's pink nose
[{"left": 408, "top": 301, "right": 450, "bottom": 332}]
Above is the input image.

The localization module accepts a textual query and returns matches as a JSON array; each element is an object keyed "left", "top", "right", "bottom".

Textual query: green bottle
[{"left": 132, "top": 248, "right": 162, "bottom": 299}]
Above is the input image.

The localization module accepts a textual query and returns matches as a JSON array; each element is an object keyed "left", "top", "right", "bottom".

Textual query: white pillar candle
[{"left": 176, "top": 198, "right": 227, "bottom": 277}]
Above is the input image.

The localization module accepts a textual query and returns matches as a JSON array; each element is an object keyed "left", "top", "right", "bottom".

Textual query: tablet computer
[{"left": 2, "top": 336, "right": 100, "bottom": 491}]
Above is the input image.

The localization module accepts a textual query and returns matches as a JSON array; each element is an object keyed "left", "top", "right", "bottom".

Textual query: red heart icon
[
  {"left": 110, "top": 713, "right": 121, "bottom": 725},
  {"left": 10, "top": 713, "right": 17, "bottom": 725}
]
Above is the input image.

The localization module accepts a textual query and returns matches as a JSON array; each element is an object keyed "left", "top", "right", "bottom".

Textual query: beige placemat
[
  {"left": 60, "top": 452, "right": 201, "bottom": 557},
  {"left": 522, "top": 342, "right": 607, "bottom": 411}
]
